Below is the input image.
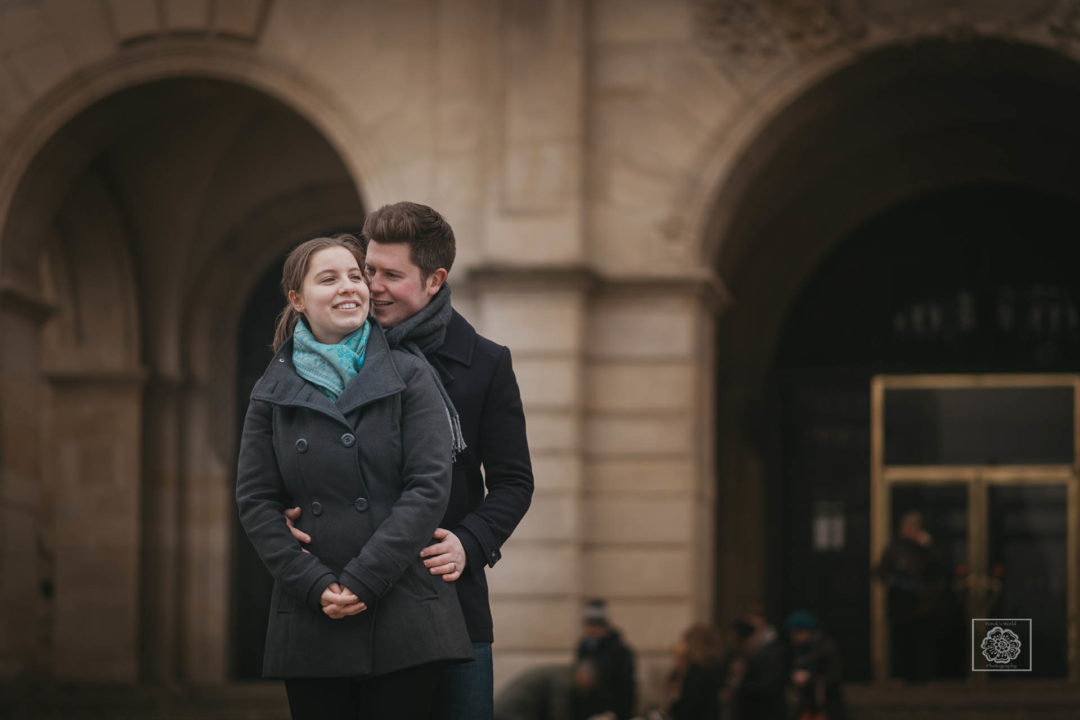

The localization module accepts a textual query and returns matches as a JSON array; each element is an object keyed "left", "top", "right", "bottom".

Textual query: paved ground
[{"left": 2, "top": 679, "right": 1080, "bottom": 718}]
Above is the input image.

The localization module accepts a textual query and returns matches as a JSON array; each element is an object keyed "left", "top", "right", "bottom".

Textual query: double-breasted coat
[{"left": 235, "top": 320, "right": 473, "bottom": 678}]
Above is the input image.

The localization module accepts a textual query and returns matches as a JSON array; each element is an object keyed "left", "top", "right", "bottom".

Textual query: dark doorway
[{"left": 769, "top": 184, "right": 1080, "bottom": 681}]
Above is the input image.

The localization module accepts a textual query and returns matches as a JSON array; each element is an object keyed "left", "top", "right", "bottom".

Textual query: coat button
[
  {"left": 354, "top": 497, "right": 369, "bottom": 512},
  {"left": 311, "top": 500, "right": 323, "bottom": 516},
  {"left": 341, "top": 433, "right": 356, "bottom": 448},
  {"left": 295, "top": 438, "right": 308, "bottom": 453}
]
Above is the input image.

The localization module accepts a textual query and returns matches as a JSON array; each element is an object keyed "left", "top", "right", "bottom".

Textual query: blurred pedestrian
[
  {"left": 666, "top": 624, "right": 725, "bottom": 720},
  {"left": 494, "top": 664, "right": 575, "bottom": 720},
  {"left": 725, "top": 615, "right": 787, "bottom": 720},
  {"left": 786, "top": 610, "right": 849, "bottom": 720},
  {"left": 876, "top": 510, "right": 948, "bottom": 682},
  {"left": 574, "top": 600, "right": 637, "bottom": 720}
]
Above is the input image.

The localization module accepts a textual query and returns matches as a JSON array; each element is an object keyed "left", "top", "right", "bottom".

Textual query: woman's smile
[{"left": 289, "top": 246, "right": 370, "bottom": 344}]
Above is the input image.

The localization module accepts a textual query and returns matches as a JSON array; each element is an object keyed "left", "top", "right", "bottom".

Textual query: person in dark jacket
[
  {"left": 235, "top": 234, "right": 473, "bottom": 720},
  {"left": 285, "top": 202, "right": 534, "bottom": 720},
  {"left": 573, "top": 599, "right": 636, "bottom": 720},
  {"left": 875, "top": 510, "right": 949, "bottom": 682},
  {"left": 494, "top": 664, "right": 576, "bottom": 720},
  {"left": 667, "top": 624, "right": 725, "bottom": 720},
  {"left": 786, "top": 610, "right": 849, "bottom": 720},
  {"left": 725, "top": 616, "right": 788, "bottom": 720}
]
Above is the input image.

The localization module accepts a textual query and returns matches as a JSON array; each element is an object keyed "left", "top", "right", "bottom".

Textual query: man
[
  {"left": 572, "top": 599, "right": 636, "bottom": 720},
  {"left": 724, "top": 615, "right": 787, "bottom": 720},
  {"left": 875, "top": 510, "right": 948, "bottom": 682},
  {"left": 786, "top": 610, "right": 849, "bottom": 720},
  {"left": 285, "top": 202, "right": 534, "bottom": 718}
]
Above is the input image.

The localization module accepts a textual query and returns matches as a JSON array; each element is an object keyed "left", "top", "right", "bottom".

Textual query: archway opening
[
  {"left": 710, "top": 36, "right": 1080, "bottom": 688},
  {"left": 774, "top": 184, "right": 1079, "bottom": 681},
  {"left": 1, "top": 76, "right": 365, "bottom": 682}
]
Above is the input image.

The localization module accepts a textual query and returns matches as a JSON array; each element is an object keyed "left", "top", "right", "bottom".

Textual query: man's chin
[{"left": 372, "top": 310, "right": 397, "bottom": 328}]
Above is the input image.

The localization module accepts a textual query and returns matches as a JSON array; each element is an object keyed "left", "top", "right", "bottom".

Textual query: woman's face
[{"left": 289, "top": 246, "right": 370, "bottom": 344}]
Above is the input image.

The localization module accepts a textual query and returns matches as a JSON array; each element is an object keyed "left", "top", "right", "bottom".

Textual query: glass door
[{"left": 871, "top": 375, "right": 1079, "bottom": 682}]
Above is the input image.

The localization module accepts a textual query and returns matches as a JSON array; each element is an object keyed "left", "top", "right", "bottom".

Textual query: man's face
[{"left": 364, "top": 240, "right": 445, "bottom": 328}]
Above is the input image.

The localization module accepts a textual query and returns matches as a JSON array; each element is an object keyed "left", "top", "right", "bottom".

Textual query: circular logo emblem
[{"left": 980, "top": 626, "right": 1022, "bottom": 665}]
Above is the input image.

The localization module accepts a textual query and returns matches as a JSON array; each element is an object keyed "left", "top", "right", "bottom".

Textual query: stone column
[
  {"left": 178, "top": 380, "right": 231, "bottom": 683},
  {"left": 0, "top": 283, "right": 52, "bottom": 677},
  {"left": 582, "top": 277, "right": 725, "bottom": 706},
  {"left": 477, "top": 0, "right": 589, "bottom": 691},
  {"left": 140, "top": 376, "right": 183, "bottom": 681},
  {"left": 42, "top": 370, "right": 144, "bottom": 682},
  {"left": 471, "top": 269, "right": 591, "bottom": 689}
]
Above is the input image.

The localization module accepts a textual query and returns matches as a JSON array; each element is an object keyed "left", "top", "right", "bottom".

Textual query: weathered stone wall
[{"left": 1, "top": 0, "right": 1079, "bottom": 709}]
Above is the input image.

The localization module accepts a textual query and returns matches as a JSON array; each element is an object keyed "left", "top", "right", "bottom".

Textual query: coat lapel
[
  {"left": 432, "top": 311, "right": 477, "bottom": 387},
  {"left": 251, "top": 325, "right": 406, "bottom": 426},
  {"left": 251, "top": 344, "right": 351, "bottom": 427},
  {"left": 334, "top": 321, "right": 406, "bottom": 416}
]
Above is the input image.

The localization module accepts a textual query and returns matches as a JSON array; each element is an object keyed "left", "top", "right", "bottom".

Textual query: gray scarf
[{"left": 383, "top": 284, "right": 466, "bottom": 458}]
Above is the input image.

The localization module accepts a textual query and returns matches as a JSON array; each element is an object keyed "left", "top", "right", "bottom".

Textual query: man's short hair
[{"left": 361, "top": 201, "right": 456, "bottom": 278}]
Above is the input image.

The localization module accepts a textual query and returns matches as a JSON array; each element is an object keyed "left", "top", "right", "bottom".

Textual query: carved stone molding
[{"left": 694, "top": 0, "right": 1080, "bottom": 75}]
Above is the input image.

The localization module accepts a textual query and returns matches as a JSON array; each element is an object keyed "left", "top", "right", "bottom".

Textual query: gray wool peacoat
[{"left": 235, "top": 320, "right": 474, "bottom": 678}]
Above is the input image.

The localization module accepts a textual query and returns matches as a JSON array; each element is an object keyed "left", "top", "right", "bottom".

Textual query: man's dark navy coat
[{"left": 432, "top": 310, "right": 534, "bottom": 643}]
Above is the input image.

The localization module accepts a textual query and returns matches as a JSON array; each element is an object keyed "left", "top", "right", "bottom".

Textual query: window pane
[
  {"left": 884, "top": 386, "right": 1074, "bottom": 465},
  {"left": 988, "top": 484, "right": 1068, "bottom": 678}
]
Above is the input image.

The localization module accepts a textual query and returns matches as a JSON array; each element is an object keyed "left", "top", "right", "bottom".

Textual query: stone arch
[
  {"left": 0, "top": 41, "right": 389, "bottom": 284},
  {"left": 0, "top": 62, "right": 367, "bottom": 681},
  {"left": 698, "top": 36, "right": 1080, "bottom": 625}
]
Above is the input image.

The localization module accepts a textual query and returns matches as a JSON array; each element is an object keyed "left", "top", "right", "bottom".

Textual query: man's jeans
[{"left": 434, "top": 642, "right": 493, "bottom": 720}]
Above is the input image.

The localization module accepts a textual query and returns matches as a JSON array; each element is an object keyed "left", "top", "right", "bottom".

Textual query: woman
[
  {"left": 236, "top": 234, "right": 473, "bottom": 720},
  {"left": 666, "top": 624, "right": 725, "bottom": 720}
]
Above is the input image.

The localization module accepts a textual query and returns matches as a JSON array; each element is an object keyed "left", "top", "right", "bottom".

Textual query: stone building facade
[{"left": 2, "top": 0, "right": 1080, "bottom": 711}]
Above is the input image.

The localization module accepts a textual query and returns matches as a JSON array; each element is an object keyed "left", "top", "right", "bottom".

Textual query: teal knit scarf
[{"left": 292, "top": 318, "right": 372, "bottom": 400}]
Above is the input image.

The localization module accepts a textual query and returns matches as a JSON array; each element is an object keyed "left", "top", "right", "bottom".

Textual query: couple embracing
[{"left": 236, "top": 202, "right": 533, "bottom": 720}]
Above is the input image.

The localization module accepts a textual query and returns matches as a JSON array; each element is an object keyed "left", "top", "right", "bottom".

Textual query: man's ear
[
  {"left": 288, "top": 289, "right": 304, "bottom": 313},
  {"left": 426, "top": 268, "right": 448, "bottom": 296}
]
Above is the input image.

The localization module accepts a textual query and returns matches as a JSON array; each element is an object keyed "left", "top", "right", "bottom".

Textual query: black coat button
[
  {"left": 311, "top": 500, "right": 323, "bottom": 516},
  {"left": 341, "top": 433, "right": 356, "bottom": 448},
  {"left": 295, "top": 438, "right": 308, "bottom": 453},
  {"left": 354, "top": 497, "right": 369, "bottom": 512}
]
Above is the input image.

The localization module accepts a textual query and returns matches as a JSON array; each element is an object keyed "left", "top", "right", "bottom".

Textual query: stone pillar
[
  {"left": 178, "top": 380, "right": 230, "bottom": 683},
  {"left": 583, "top": 277, "right": 724, "bottom": 707},
  {"left": 474, "top": 0, "right": 590, "bottom": 693},
  {"left": 472, "top": 270, "right": 591, "bottom": 690},
  {"left": 485, "top": 0, "right": 586, "bottom": 263},
  {"left": 140, "top": 377, "right": 182, "bottom": 681},
  {"left": 42, "top": 370, "right": 144, "bottom": 682},
  {"left": 0, "top": 283, "right": 52, "bottom": 678}
]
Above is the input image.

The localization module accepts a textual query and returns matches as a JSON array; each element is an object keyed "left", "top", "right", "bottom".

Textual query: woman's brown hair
[
  {"left": 683, "top": 623, "right": 725, "bottom": 666},
  {"left": 271, "top": 233, "right": 365, "bottom": 352}
]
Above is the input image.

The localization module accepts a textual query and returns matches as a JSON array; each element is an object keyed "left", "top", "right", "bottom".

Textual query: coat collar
[
  {"left": 251, "top": 321, "right": 405, "bottom": 426},
  {"left": 429, "top": 310, "right": 476, "bottom": 387},
  {"left": 434, "top": 310, "right": 476, "bottom": 366}
]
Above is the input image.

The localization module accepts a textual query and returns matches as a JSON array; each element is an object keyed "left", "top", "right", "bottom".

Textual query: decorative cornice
[
  {"left": 693, "top": 0, "right": 1080, "bottom": 80},
  {"left": 462, "top": 264, "right": 732, "bottom": 314},
  {"left": 593, "top": 270, "right": 733, "bottom": 316},
  {"left": 43, "top": 366, "right": 149, "bottom": 387},
  {"left": 463, "top": 264, "right": 600, "bottom": 293}
]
